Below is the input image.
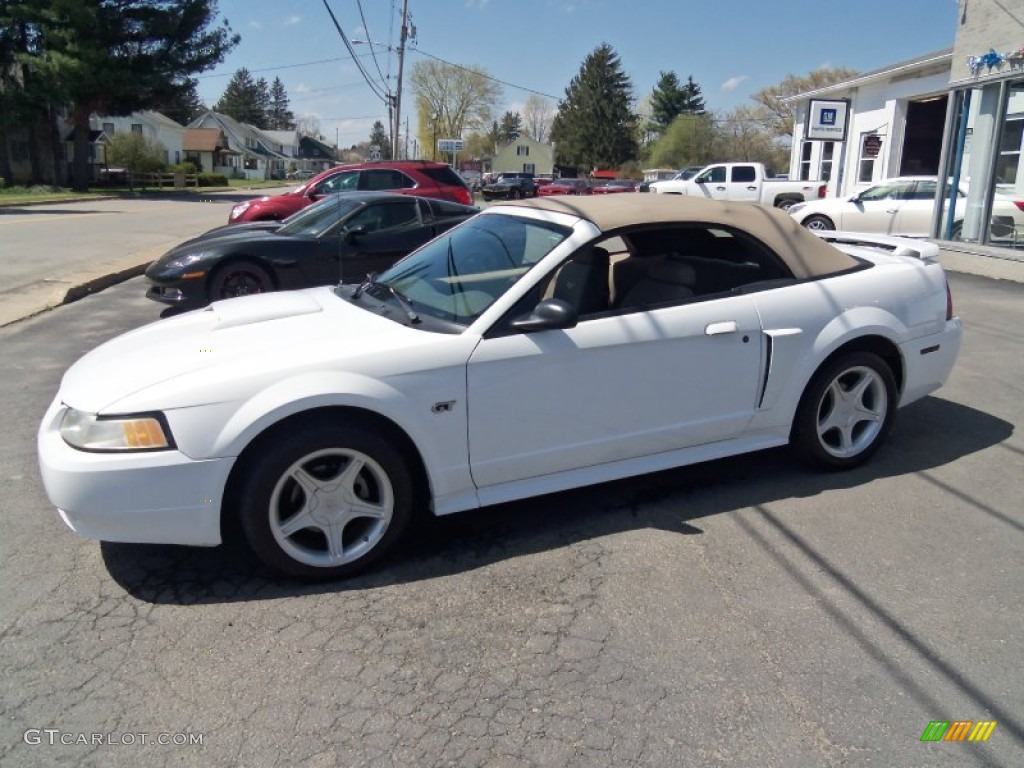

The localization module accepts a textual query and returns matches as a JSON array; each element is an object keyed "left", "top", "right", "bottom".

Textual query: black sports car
[
  {"left": 481, "top": 173, "right": 537, "bottom": 201},
  {"left": 145, "top": 192, "right": 479, "bottom": 308}
]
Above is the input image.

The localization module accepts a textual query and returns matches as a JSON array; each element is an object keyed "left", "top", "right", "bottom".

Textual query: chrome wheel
[
  {"left": 237, "top": 420, "right": 414, "bottom": 579},
  {"left": 792, "top": 351, "right": 896, "bottom": 469},
  {"left": 802, "top": 215, "right": 835, "bottom": 231},
  {"left": 269, "top": 448, "right": 394, "bottom": 568},
  {"left": 814, "top": 366, "right": 887, "bottom": 459}
]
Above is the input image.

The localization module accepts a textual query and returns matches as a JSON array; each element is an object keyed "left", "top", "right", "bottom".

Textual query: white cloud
[
  {"left": 284, "top": 15, "right": 302, "bottom": 26},
  {"left": 295, "top": 83, "right": 312, "bottom": 94},
  {"left": 248, "top": 20, "right": 262, "bottom": 29},
  {"left": 721, "top": 75, "right": 749, "bottom": 92},
  {"left": 464, "top": 0, "right": 490, "bottom": 8}
]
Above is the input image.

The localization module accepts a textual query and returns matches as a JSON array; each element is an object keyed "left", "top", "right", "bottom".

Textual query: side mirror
[
  {"left": 849, "top": 192, "right": 863, "bottom": 203},
  {"left": 344, "top": 225, "right": 368, "bottom": 243},
  {"left": 510, "top": 298, "right": 578, "bottom": 332}
]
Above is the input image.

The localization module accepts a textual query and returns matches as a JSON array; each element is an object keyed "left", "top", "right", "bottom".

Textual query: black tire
[
  {"left": 775, "top": 197, "right": 799, "bottom": 212},
  {"left": 208, "top": 260, "right": 273, "bottom": 302},
  {"left": 482, "top": 195, "right": 492, "bottom": 202},
  {"left": 950, "top": 221, "right": 963, "bottom": 240},
  {"left": 801, "top": 214, "right": 835, "bottom": 232},
  {"left": 791, "top": 351, "right": 897, "bottom": 470},
  {"left": 236, "top": 421, "right": 414, "bottom": 579},
  {"left": 511, "top": 188, "right": 521, "bottom": 200}
]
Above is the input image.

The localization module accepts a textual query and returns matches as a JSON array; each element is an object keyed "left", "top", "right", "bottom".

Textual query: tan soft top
[{"left": 494, "top": 195, "right": 858, "bottom": 279}]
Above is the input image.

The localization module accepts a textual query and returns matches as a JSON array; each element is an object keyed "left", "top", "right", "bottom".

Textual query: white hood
[{"left": 58, "top": 287, "right": 455, "bottom": 413}]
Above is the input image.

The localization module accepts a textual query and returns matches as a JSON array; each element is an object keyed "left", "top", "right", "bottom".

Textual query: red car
[
  {"left": 591, "top": 179, "right": 641, "bottom": 194},
  {"left": 228, "top": 160, "right": 473, "bottom": 223},
  {"left": 536, "top": 178, "right": 592, "bottom": 196}
]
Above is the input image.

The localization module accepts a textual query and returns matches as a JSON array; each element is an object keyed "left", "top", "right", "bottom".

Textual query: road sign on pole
[{"left": 437, "top": 139, "right": 464, "bottom": 153}]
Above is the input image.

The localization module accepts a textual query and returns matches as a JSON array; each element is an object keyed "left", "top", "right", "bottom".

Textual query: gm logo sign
[
  {"left": 820, "top": 108, "right": 837, "bottom": 126},
  {"left": 921, "top": 720, "right": 997, "bottom": 742}
]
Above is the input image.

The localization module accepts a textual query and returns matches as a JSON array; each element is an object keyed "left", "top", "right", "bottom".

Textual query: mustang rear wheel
[
  {"left": 792, "top": 352, "right": 897, "bottom": 469},
  {"left": 802, "top": 214, "right": 835, "bottom": 231},
  {"left": 237, "top": 422, "right": 414, "bottom": 579},
  {"left": 209, "top": 260, "right": 272, "bottom": 301}
]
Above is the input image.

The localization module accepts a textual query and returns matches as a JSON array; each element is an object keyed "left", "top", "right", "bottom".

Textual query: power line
[
  {"left": 321, "top": 0, "right": 390, "bottom": 103},
  {"left": 410, "top": 47, "right": 560, "bottom": 101}
]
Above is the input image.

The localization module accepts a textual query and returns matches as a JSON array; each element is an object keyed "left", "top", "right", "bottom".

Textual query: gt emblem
[{"left": 431, "top": 400, "right": 456, "bottom": 414}]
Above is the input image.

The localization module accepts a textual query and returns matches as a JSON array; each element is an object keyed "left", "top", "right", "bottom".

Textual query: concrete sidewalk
[{"left": 2, "top": 238, "right": 1021, "bottom": 329}]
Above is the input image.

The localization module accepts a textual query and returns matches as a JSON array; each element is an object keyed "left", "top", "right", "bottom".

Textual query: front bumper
[
  {"left": 144, "top": 273, "right": 208, "bottom": 306},
  {"left": 37, "top": 399, "right": 234, "bottom": 546}
]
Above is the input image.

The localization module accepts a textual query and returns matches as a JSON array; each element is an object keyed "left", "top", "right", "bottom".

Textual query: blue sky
[{"left": 198, "top": 0, "right": 960, "bottom": 147}]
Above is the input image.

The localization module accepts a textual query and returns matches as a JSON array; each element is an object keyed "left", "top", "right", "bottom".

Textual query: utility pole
[{"left": 392, "top": 0, "right": 410, "bottom": 160}]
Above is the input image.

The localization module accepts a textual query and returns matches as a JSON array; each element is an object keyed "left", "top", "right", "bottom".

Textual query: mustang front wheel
[
  {"left": 792, "top": 352, "right": 897, "bottom": 469},
  {"left": 237, "top": 422, "right": 414, "bottom": 579}
]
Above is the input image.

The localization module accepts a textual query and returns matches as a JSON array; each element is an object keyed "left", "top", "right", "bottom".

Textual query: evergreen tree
[
  {"left": 550, "top": 43, "right": 638, "bottom": 171},
  {"left": 680, "top": 75, "right": 706, "bottom": 114},
  {"left": 368, "top": 120, "right": 392, "bottom": 159},
  {"left": 215, "top": 68, "right": 265, "bottom": 127},
  {"left": 266, "top": 77, "right": 294, "bottom": 130},
  {"left": 498, "top": 111, "right": 522, "bottom": 143},
  {"left": 647, "top": 71, "right": 686, "bottom": 136},
  {"left": 158, "top": 78, "right": 205, "bottom": 126},
  {"left": 27, "top": 0, "right": 239, "bottom": 190}
]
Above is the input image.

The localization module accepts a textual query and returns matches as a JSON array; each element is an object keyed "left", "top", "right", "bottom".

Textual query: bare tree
[
  {"left": 750, "top": 66, "right": 858, "bottom": 138},
  {"left": 522, "top": 94, "right": 555, "bottom": 143},
  {"left": 294, "top": 115, "right": 321, "bottom": 138},
  {"left": 410, "top": 60, "right": 501, "bottom": 158}
]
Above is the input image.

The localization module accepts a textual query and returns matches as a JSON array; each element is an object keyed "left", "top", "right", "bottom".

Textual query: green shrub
[
  {"left": 197, "top": 172, "right": 229, "bottom": 187},
  {"left": 169, "top": 161, "right": 199, "bottom": 175}
]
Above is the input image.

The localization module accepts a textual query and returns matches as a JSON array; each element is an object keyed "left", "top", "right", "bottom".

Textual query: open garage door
[{"left": 900, "top": 96, "right": 948, "bottom": 176}]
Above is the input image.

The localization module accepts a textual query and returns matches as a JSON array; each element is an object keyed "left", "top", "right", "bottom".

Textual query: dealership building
[{"left": 786, "top": 0, "right": 1024, "bottom": 250}]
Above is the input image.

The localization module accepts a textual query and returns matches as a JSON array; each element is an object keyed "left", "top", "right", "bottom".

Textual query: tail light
[
  {"left": 454, "top": 187, "right": 473, "bottom": 206},
  {"left": 1013, "top": 201, "right": 1024, "bottom": 212},
  {"left": 946, "top": 280, "right": 954, "bottom": 321},
  {"left": 817, "top": 184, "right": 827, "bottom": 199}
]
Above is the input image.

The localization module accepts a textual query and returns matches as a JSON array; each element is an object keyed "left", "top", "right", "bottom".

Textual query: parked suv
[
  {"left": 228, "top": 160, "right": 473, "bottom": 223},
  {"left": 481, "top": 172, "right": 537, "bottom": 201}
]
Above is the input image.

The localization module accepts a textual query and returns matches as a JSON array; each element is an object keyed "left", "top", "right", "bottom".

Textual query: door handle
[
  {"left": 746, "top": 186, "right": 758, "bottom": 191},
  {"left": 715, "top": 186, "right": 727, "bottom": 191},
  {"left": 886, "top": 209, "right": 899, "bottom": 214},
  {"left": 705, "top": 321, "right": 738, "bottom": 335}
]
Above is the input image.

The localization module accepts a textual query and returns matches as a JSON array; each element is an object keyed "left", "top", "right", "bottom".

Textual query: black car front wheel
[{"left": 208, "top": 260, "right": 273, "bottom": 302}]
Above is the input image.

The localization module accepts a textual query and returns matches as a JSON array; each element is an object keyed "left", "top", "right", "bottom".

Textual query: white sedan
[
  {"left": 39, "top": 196, "right": 962, "bottom": 580},
  {"left": 789, "top": 176, "right": 1024, "bottom": 240}
]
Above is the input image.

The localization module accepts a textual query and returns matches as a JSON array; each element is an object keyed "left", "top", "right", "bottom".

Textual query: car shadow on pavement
[{"left": 101, "top": 394, "right": 1013, "bottom": 604}]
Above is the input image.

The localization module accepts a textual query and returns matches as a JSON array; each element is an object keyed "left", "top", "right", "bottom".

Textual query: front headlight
[
  {"left": 166, "top": 252, "right": 206, "bottom": 270},
  {"left": 230, "top": 202, "right": 251, "bottom": 219},
  {"left": 788, "top": 203, "right": 806, "bottom": 215},
  {"left": 60, "top": 408, "right": 174, "bottom": 452}
]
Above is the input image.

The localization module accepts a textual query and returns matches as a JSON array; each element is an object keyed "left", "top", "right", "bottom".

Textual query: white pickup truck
[{"left": 648, "top": 162, "right": 826, "bottom": 211}]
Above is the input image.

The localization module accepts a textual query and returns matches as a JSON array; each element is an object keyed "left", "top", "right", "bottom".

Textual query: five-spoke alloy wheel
[
  {"left": 237, "top": 422, "right": 414, "bottom": 579},
  {"left": 209, "top": 260, "right": 273, "bottom": 302},
  {"left": 792, "top": 352, "right": 897, "bottom": 469}
]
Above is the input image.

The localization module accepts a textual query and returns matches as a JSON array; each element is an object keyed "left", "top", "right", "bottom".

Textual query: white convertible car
[{"left": 38, "top": 196, "right": 962, "bottom": 579}]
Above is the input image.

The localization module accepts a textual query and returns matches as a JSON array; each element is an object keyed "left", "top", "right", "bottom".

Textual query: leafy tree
[
  {"left": 215, "top": 68, "right": 266, "bottom": 127},
  {"left": 497, "top": 111, "right": 522, "bottom": 144},
  {"left": 410, "top": 59, "right": 501, "bottom": 158},
  {"left": 266, "top": 77, "right": 294, "bottom": 130},
  {"left": 711, "top": 105, "right": 788, "bottom": 167},
  {"left": 31, "top": 0, "right": 239, "bottom": 190},
  {"left": 550, "top": 43, "right": 638, "bottom": 171},
  {"left": 368, "top": 120, "right": 392, "bottom": 159},
  {"left": 522, "top": 94, "right": 554, "bottom": 143},
  {"left": 751, "top": 66, "right": 858, "bottom": 138},
  {"left": 647, "top": 113, "right": 717, "bottom": 168},
  {"left": 108, "top": 131, "right": 166, "bottom": 190}
]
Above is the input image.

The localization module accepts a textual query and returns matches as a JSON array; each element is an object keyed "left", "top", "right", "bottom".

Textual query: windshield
[
  {"left": 370, "top": 213, "right": 570, "bottom": 326},
  {"left": 278, "top": 197, "right": 362, "bottom": 237}
]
